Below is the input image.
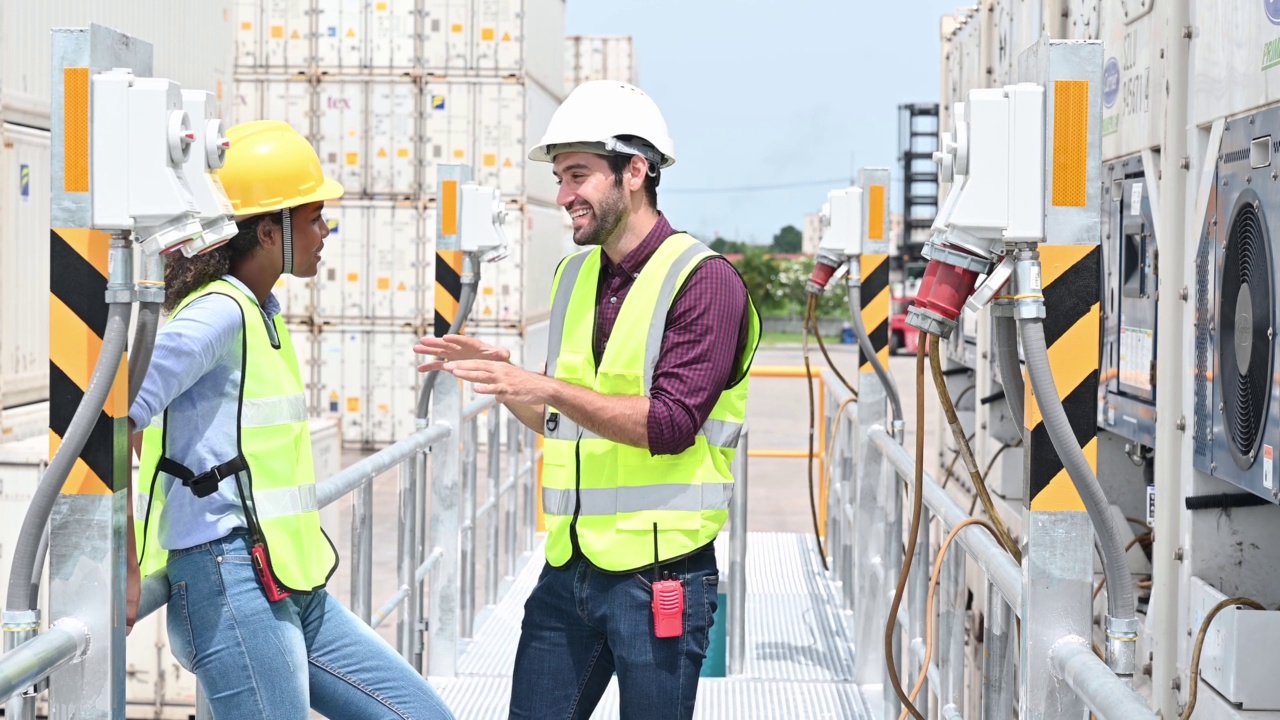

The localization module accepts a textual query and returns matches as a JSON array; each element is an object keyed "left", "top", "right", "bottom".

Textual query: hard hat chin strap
[{"left": 281, "top": 208, "right": 294, "bottom": 276}]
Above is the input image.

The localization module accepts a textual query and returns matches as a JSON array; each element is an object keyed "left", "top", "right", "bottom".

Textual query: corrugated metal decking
[{"left": 436, "top": 532, "right": 865, "bottom": 718}]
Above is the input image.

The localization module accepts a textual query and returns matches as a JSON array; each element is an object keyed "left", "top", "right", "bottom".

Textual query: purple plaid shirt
[{"left": 593, "top": 214, "right": 750, "bottom": 455}]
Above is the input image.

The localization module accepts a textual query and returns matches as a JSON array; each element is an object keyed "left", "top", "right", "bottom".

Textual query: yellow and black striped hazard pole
[
  {"left": 858, "top": 169, "right": 891, "bottom": 376},
  {"left": 38, "top": 28, "right": 150, "bottom": 714},
  {"left": 434, "top": 170, "right": 466, "bottom": 338},
  {"left": 1017, "top": 39, "right": 1104, "bottom": 715},
  {"left": 49, "top": 228, "right": 129, "bottom": 497}
]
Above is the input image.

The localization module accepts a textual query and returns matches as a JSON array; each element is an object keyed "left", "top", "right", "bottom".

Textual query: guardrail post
[
  {"left": 428, "top": 353, "right": 465, "bottom": 675},
  {"left": 505, "top": 414, "right": 520, "bottom": 578},
  {"left": 460, "top": 413, "right": 478, "bottom": 639},
  {"left": 352, "top": 472, "right": 374, "bottom": 624},
  {"left": 727, "top": 426, "right": 749, "bottom": 676},
  {"left": 981, "top": 579, "right": 1014, "bottom": 720},
  {"left": 398, "top": 454, "right": 419, "bottom": 661},
  {"left": 524, "top": 427, "right": 537, "bottom": 552},
  {"left": 486, "top": 409, "right": 501, "bottom": 606},
  {"left": 909, "top": 505, "right": 931, "bottom": 718},
  {"left": 412, "top": 449, "right": 429, "bottom": 672},
  {"left": 852, "top": 392, "right": 888, "bottom": 691}
]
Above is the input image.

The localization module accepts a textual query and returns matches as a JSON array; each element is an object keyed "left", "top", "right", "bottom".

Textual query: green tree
[
  {"left": 771, "top": 225, "right": 803, "bottom": 254},
  {"left": 731, "top": 248, "right": 789, "bottom": 316},
  {"left": 709, "top": 237, "right": 750, "bottom": 254}
]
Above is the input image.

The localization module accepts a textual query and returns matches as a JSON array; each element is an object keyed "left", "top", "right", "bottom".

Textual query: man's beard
[{"left": 572, "top": 184, "right": 627, "bottom": 247}]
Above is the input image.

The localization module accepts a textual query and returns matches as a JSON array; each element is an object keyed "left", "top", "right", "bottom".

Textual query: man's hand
[
  {"left": 414, "top": 334, "right": 510, "bottom": 372},
  {"left": 444, "top": 360, "right": 550, "bottom": 406}
]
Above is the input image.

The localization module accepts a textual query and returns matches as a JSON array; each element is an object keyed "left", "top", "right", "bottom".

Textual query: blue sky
[{"left": 564, "top": 1, "right": 967, "bottom": 244}]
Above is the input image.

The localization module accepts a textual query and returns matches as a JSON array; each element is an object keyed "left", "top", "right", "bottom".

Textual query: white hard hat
[{"left": 528, "top": 81, "right": 676, "bottom": 169}]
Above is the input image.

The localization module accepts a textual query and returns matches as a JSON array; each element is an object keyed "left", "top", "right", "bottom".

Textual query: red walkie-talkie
[
  {"left": 651, "top": 523, "right": 684, "bottom": 638},
  {"left": 251, "top": 542, "right": 292, "bottom": 602}
]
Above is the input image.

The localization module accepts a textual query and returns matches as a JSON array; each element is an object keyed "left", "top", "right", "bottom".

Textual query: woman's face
[{"left": 283, "top": 201, "right": 330, "bottom": 278}]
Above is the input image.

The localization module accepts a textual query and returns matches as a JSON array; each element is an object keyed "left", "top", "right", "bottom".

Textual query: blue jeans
[
  {"left": 165, "top": 530, "right": 454, "bottom": 720},
  {"left": 508, "top": 543, "right": 719, "bottom": 720}
]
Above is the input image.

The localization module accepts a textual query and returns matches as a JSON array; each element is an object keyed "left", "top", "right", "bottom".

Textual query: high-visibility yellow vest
[
  {"left": 136, "top": 280, "right": 337, "bottom": 592},
  {"left": 541, "top": 233, "right": 761, "bottom": 572}
]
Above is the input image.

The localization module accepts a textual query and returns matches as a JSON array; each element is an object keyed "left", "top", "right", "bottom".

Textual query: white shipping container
[
  {"left": 235, "top": 0, "right": 565, "bottom": 92},
  {"left": 229, "top": 77, "right": 312, "bottom": 137},
  {"left": 0, "top": 1, "right": 234, "bottom": 128},
  {"left": 302, "top": 324, "right": 426, "bottom": 447},
  {"left": 0, "top": 124, "right": 51, "bottom": 409},
  {"left": 1191, "top": 1, "right": 1280, "bottom": 125},
  {"left": 420, "top": 0, "right": 565, "bottom": 89},
  {"left": 564, "top": 35, "right": 636, "bottom": 93},
  {"left": 1092, "top": 1, "right": 1165, "bottom": 159},
  {"left": 423, "top": 78, "right": 561, "bottom": 204},
  {"left": 471, "top": 201, "right": 570, "bottom": 327},
  {"left": 310, "top": 201, "right": 430, "bottom": 323},
  {"left": 315, "top": 79, "right": 420, "bottom": 197}
]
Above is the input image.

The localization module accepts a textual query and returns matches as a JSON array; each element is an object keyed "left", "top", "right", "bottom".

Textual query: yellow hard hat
[{"left": 218, "top": 120, "right": 344, "bottom": 217}]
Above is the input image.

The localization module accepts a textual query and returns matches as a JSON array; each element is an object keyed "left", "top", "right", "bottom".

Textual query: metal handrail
[
  {"left": 0, "top": 619, "right": 88, "bottom": 704},
  {"left": 821, "top": 369, "right": 1154, "bottom": 720}
]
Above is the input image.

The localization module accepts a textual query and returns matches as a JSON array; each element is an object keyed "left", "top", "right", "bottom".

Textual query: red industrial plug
[{"left": 905, "top": 244, "right": 991, "bottom": 338}]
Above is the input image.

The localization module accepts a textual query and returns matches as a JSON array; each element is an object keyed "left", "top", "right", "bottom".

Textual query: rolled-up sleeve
[{"left": 646, "top": 257, "right": 749, "bottom": 456}]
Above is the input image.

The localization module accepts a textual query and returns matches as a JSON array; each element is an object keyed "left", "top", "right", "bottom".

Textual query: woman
[{"left": 129, "top": 120, "right": 455, "bottom": 720}]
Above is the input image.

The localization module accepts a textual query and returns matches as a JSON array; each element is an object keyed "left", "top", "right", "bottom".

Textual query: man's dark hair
[{"left": 605, "top": 136, "right": 660, "bottom": 210}]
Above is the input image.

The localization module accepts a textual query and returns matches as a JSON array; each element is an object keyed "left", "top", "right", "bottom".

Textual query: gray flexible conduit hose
[
  {"left": 993, "top": 314, "right": 1025, "bottom": 442},
  {"left": 1019, "top": 315, "right": 1135, "bottom": 621},
  {"left": 415, "top": 281, "right": 479, "bottom": 421},
  {"left": 6, "top": 301, "right": 133, "bottom": 610},
  {"left": 129, "top": 302, "right": 162, "bottom": 409},
  {"left": 28, "top": 526, "right": 49, "bottom": 609},
  {"left": 846, "top": 276, "right": 904, "bottom": 433}
]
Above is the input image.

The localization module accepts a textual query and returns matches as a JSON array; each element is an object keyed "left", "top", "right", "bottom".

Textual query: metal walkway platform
[{"left": 430, "top": 532, "right": 867, "bottom": 719}]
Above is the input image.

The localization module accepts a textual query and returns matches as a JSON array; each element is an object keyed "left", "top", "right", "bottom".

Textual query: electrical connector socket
[{"left": 179, "top": 89, "right": 238, "bottom": 256}]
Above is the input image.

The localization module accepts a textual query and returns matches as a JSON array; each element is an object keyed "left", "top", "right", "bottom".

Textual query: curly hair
[{"left": 163, "top": 214, "right": 273, "bottom": 313}]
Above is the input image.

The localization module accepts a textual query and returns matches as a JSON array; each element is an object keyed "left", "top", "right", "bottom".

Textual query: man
[{"left": 415, "top": 80, "right": 760, "bottom": 719}]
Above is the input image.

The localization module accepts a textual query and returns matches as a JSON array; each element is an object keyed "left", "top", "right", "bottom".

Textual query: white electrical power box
[
  {"left": 817, "top": 186, "right": 861, "bottom": 257},
  {"left": 458, "top": 183, "right": 509, "bottom": 263},
  {"left": 91, "top": 69, "right": 203, "bottom": 255}
]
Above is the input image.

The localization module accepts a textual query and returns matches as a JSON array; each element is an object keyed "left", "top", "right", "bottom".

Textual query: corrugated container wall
[
  {"left": 0, "top": 125, "right": 51, "bottom": 409},
  {"left": 1190, "top": 1, "right": 1280, "bottom": 126},
  {"left": 0, "top": 1, "right": 235, "bottom": 127},
  {"left": 235, "top": 0, "right": 564, "bottom": 93},
  {"left": 564, "top": 35, "right": 636, "bottom": 93}
]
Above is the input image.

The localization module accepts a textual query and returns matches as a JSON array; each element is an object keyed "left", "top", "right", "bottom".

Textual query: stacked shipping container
[
  {"left": 231, "top": 0, "right": 570, "bottom": 446},
  {"left": 564, "top": 35, "right": 636, "bottom": 92}
]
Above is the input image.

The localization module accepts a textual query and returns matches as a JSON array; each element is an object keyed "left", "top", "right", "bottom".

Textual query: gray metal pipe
[
  {"left": 727, "top": 426, "right": 749, "bottom": 676},
  {"left": 316, "top": 423, "right": 450, "bottom": 508},
  {"left": 0, "top": 618, "right": 89, "bottom": 704},
  {"left": 847, "top": 276, "right": 905, "bottom": 437},
  {"left": 868, "top": 425, "right": 1023, "bottom": 611},
  {"left": 992, "top": 314, "right": 1024, "bottom": 442},
  {"left": 1050, "top": 637, "right": 1157, "bottom": 720},
  {"left": 909, "top": 505, "right": 931, "bottom": 718},
  {"left": 6, "top": 297, "right": 132, "bottom": 611},
  {"left": 524, "top": 428, "right": 538, "bottom": 553},
  {"left": 1019, "top": 315, "right": 1135, "bottom": 625},
  {"left": 129, "top": 302, "right": 162, "bottom": 409}
]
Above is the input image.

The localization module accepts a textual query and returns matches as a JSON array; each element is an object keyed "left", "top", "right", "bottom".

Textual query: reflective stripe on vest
[
  {"left": 136, "top": 280, "right": 337, "bottom": 591},
  {"left": 540, "top": 232, "right": 761, "bottom": 572}
]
